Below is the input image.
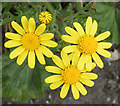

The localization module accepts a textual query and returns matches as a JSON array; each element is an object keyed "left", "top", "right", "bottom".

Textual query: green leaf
[
  {"left": 83, "top": 2, "right": 93, "bottom": 11},
  {"left": 2, "top": 53, "right": 52, "bottom": 103},
  {"left": 51, "top": 2, "right": 62, "bottom": 10},
  {"left": 111, "top": 19, "right": 118, "bottom": 44},
  {"left": 94, "top": 2, "right": 119, "bottom": 44}
]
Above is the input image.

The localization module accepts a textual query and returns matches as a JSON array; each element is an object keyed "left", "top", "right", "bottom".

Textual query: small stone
[
  {"left": 112, "top": 99, "right": 116, "bottom": 104},
  {"left": 30, "top": 99, "right": 33, "bottom": 104},
  {"left": 106, "top": 97, "right": 111, "bottom": 102},
  {"left": 46, "top": 100, "right": 49, "bottom": 104},
  {"left": 110, "top": 49, "right": 120, "bottom": 61},
  {"left": 116, "top": 76, "right": 119, "bottom": 80},
  {"left": 48, "top": 94, "right": 51, "bottom": 99},
  {"left": 108, "top": 62, "right": 111, "bottom": 66}
]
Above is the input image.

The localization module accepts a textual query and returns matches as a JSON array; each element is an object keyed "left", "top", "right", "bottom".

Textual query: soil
[{"left": 2, "top": 57, "right": 119, "bottom": 104}]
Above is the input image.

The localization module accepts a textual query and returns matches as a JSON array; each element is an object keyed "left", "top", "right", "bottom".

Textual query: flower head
[
  {"left": 45, "top": 51, "right": 98, "bottom": 100},
  {"left": 39, "top": 11, "right": 52, "bottom": 24},
  {"left": 62, "top": 17, "right": 112, "bottom": 71},
  {"left": 4, "top": 16, "right": 58, "bottom": 69}
]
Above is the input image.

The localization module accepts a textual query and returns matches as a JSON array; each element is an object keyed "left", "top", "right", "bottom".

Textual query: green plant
[{"left": 2, "top": 2, "right": 120, "bottom": 103}]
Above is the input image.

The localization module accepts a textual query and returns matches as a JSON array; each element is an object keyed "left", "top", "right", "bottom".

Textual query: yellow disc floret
[
  {"left": 22, "top": 33, "right": 40, "bottom": 50},
  {"left": 62, "top": 66, "right": 81, "bottom": 84},
  {"left": 78, "top": 35, "right": 98, "bottom": 55},
  {"left": 39, "top": 11, "right": 52, "bottom": 24}
]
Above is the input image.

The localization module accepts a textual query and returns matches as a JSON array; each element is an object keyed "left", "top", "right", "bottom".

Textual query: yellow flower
[
  {"left": 39, "top": 11, "right": 52, "bottom": 24},
  {"left": 62, "top": 17, "right": 112, "bottom": 71},
  {"left": 4, "top": 16, "right": 58, "bottom": 69},
  {"left": 45, "top": 51, "right": 98, "bottom": 100}
]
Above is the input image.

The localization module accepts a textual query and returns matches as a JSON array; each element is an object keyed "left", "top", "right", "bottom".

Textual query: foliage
[
  {"left": 2, "top": 2, "right": 120, "bottom": 103},
  {"left": 2, "top": 53, "right": 52, "bottom": 103}
]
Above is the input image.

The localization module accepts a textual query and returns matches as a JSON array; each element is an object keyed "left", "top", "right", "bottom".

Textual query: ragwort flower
[
  {"left": 4, "top": 16, "right": 58, "bottom": 69},
  {"left": 39, "top": 11, "right": 52, "bottom": 24},
  {"left": 45, "top": 51, "right": 98, "bottom": 100},
  {"left": 62, "top": 17, "right": 112, "bottom": 71}
]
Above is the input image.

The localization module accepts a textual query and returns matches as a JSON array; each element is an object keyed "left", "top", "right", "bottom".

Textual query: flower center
[
  {"left": 22, "top": 33, "right": 40, "bottom": 50},
  {"left": 78, "top": 35, "right": 98, "bottom": 55},
  {"left": 62, "top": 66, "right": 81, "bottom": 84}
]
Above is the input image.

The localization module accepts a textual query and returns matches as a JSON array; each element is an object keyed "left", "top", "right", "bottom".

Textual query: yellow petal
[
  {"left": 62, "top": 45, "right": 78, "bottom": 53},
  {"left": 72, "top": 50, "right": 80, "bottom": 66},
  {"left": 86, "top": 55, "right": 92, "bottom": 71},
  {"left": 92, "top": 52, "right": 104, "bottom": 68},
  {"left": 4, "top": 40, "right": 22, "bottom": 48},
  {"left": 38, "top": 45, "right": 53, "bottom": 58},
  {"left": 82, "top": 63, "right": 96, "bottom": 72},
  {"left": 35, "top": 24, "right": 46, "bottom": 36},
  {"left": 52, "top": 55, "right": 65, "bottom": 69},
  {"left": 61, "top": 51, "right": 70, "bottom": 66},
  {"left": 68, "top": 52, "right": 74, "bottom": 61},
  {"left": 45, "top": 66, "right": 62, "bottom": 74},
  {"left": 62, "top": 35, "right": 78, "bottom": 44},
  {"left": 11, "top": 21, "right": 25, "bottom": 35},
  {"left": 28, "top": 50, "right": 35, "bottom": 69},
  {"left": 95, "top": 31, "right": 111, "bottom": 41},
  {"left": 92, "top": 63, "right": 96, "bottom": 70},
  {"left": 80, "top": 67, "right": 87, "bottom": 72},
  {"left": 98, "top": 42, "right": 112, "bottom": 49},
  {"left": 39, "top": 33, "right": 54, "bottom": 40},
  {"left": 76, "top": 82, "right": 87, "bottom": 96},
  {"left": 9, "top": 46, "right": 25, "bottom": 59},
  {"left": 86, "top": 17, "right": 92, "bottom": 35},
  {"left": 35, "top": 48, "right": 45, "bottom": 65},
  {"left": 60, "top": 84, "right": 70, "bottom": 99},
  {"left": 77, "top": 54, "right": 86, "bottom": 71},
  {"left": 97, "top": 48, "right": 111, "bottom": 58},
  {"left": 90, "top": 20, "right": 97, "bottom": 36},
  {"left": 17, "top": 49, "right": 28, "bottom": 65},
  {"left": 21, "top": 16, "right": 28, "bottom": 32},
  {"left": 45, "top": 75, "right": 62, "bottom": 83},
  {"left": 71, "top": 84, "right": 80, "bottom": 100},
  {"left": 65, "top": 26, "right": 79, "bottom": 39},
  {"left": 80, "top": 78, "right": 94, "bottom": 87},
  {"left": 50, "top": 80, "right": 64, "bottom": 90},
  {"left": 73, "top": 22, "right": 85, "bottom": 36},
  {"left": 41, "top": 40, "right": 58, "bottom": 47},
  {"left": 5, "top": 32, "right": 22, "bottom": 40},
  {"left": 81, "top": 73, "right": 98, "bottom": 80},
  {"left": 28, "top": 18, "right": 36, "bottom": 33}
]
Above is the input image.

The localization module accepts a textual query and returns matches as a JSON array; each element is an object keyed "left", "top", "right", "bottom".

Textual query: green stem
[
  {"left": 44, "top": 2, "right": 61, "bottom": 38},
  {"left": 64, "top": 10, "right": 82, "bottom": 21},
  {"left": 55, "top": 30, "right": 61, "bottom": 38},
  {"left": 43, "top": 2, "right": 54, "bottom": 14},
  {"left": 76, "top": 2, "right": 82, "bottom": 12},
  {"left": 8, "top": 23, "right": 12, "bottom": 32}
]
